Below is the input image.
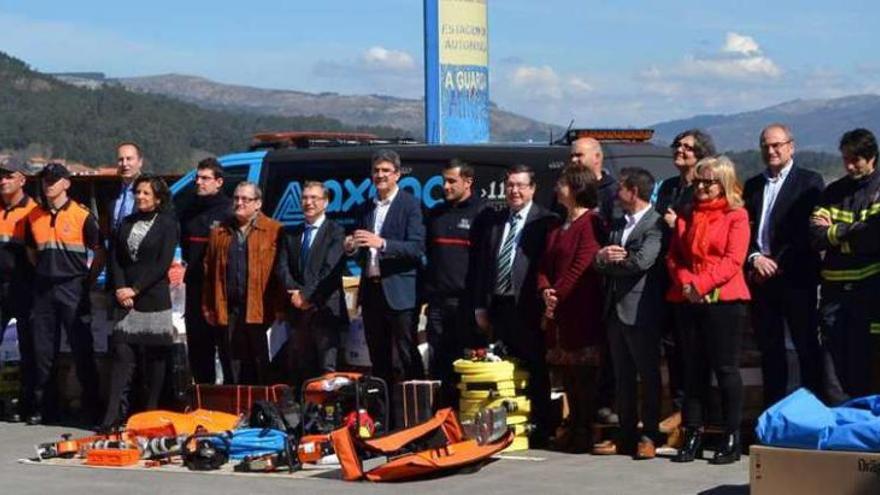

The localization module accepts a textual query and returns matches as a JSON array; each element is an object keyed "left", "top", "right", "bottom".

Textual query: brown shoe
[
  {"left": 659, "top": 412, "right": 682, "bottom": 434},
  {"left": 591, "top": 439, "right": 617, "bottom": 455},
  {"left": 635, "top": 439, "right": 656, "bottom": 460}
]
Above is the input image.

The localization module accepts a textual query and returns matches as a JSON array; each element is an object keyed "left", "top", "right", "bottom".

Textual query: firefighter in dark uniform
[
  {"left": 0, "top": 158, "right": 38, "bottom": 420},
  {"left": 810, "top": 128, "right": 880, "bottom": 404},
  {"left": 26, "top": 163, "right": 104, "bottom": 425},
  {"left": 178, "top": 157, "right": 231, "bottom": 384},
  {"left": 423, "top": 159, "right": 491, "bottom": 406}
]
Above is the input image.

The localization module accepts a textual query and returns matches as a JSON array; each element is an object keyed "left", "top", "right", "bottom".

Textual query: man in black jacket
[
  {"left": 745, "top": 124, "right": 824, "bottom": 407},
  {"left": 474, "top": 164, "right": 557, "bottom": 446},
  {"left": 423, "top": 159, "right": 490, "bottom": 406},
  {"left": 178, "top": 157, "right": 231, "bottom": 384},
  {"left": 276, "top": 181, "right": 348, "bottom": 387}
]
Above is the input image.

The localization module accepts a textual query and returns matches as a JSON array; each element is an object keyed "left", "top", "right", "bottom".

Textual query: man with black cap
[
  {"left": 0, "top": 157, "right": 38, "bottom": 420},
  {"left": 25, "top": 163, "right": 104, "bottom": 425}
]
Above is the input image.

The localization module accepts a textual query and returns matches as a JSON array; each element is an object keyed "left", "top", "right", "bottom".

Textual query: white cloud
[
  {"left": 684, "top": 53, "right": 782, "bottom": 79},
  {"left": 509, "top": 65, "right": 593, "bottom": 100},
  {"left": 361, "top": 46, "right": 416, "bottom": 71},
  {"left": 722, "top": 32, "right": 761, "bottom": 56}
]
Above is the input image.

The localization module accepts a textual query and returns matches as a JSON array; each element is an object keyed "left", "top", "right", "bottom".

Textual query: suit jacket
[
  {"left": 352, "top": 189, "right": 425, "bottom": 311},
  {"left": 743, "top": 165, "right": 824, "bottom": 284},
  {"left": 594, "top": 208, "right": 664, "bottom": 327},
  {"left": 276, "top": 218, "right": 348, "bottom": 323},
  {"left": 474, "top": 203, "right": 558, "bottom": 320},
  {"left": 110, "top": 211, "right": 179, "bottom": 314}
]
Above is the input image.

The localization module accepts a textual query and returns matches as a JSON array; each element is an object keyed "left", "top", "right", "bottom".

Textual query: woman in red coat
[
  {"left": 538, "top": 166, "right": 603, "bottom": 452},
  {"left": 667, "top": 155, "right": 751, "bottom": 464}
]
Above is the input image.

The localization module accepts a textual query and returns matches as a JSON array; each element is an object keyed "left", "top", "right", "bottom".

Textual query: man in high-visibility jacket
[
  {"left": 810, "top": 128, "right": 880, "bottom": 404},
  {"left": 25, "top": 163, "right": 104, "bottom": 425},
  {"left": 0, "top": 157, "right": 38, "bottom": 420}
]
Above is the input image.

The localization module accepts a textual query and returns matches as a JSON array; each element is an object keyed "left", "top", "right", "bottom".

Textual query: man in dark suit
[
  {"left": 745, "top": 124, "right": 825, "bottom": 407},
  {"left": 277, "top": 181, "right": 348, "bottom": 387},
  {"left": 345, "top": 150, "right": 425, "bottom": 392},
  {"left": 474, "top": 164, "right": 558, "bottom": 446},
  {"left": 594, "top": 167, "right": 664, "bottom": 459}
]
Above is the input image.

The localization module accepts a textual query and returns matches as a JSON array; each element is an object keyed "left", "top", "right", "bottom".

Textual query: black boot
[
  {"left": 670, "top": 427, "right": 703, "bottom": 463},
  {"left": 709, "top": 431, "right": 741, "bottom": 465}
]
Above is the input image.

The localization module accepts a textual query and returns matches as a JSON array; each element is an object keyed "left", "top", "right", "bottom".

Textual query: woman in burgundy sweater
[
  {"left": 666, "top": 155, "right": 751, "bottom": 465},
  {"left": 538, "top": 167, "right": 603, "bottom": 452}
]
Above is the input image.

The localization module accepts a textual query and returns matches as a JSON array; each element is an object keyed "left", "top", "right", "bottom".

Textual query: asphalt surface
[{"left": 0, "top": 422, "right": 750, "bottom": 495}]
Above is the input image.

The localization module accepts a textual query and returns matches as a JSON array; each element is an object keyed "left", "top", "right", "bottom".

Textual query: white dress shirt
[
  {"left": 496, "top": 201, "right": 533, "bottom": 273},
  {"left": 367, "top": 187, "right": 399, "bottom": 277},
  {"left": 756, "top": 161, "right": 793, "bottom": 255},
  {"left": 621, "top": 203, "right": 652, "bottom": 246}
]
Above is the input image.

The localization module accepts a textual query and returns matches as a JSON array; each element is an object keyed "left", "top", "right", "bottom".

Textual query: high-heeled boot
[
  {"left": 709, "top": 431, "right": 741, "bottom": 464},
  {"left": 670, "top": 427, "right": 703, "bottom": 463}
]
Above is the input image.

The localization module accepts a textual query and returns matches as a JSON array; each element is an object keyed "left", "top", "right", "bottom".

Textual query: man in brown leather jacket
[{"left": 202, "top": 181, "right": 283, "bottom": 385}]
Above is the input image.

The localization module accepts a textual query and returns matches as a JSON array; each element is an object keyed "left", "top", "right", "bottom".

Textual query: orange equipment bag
[
  {"left": 125, "top": 409, "right": 240, "bottom": 437},
  {"left": 330, "top": 407, "right": 513, "bottom": 482}
]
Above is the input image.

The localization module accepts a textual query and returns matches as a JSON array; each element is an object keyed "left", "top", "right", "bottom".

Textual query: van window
[{"left": 172, "top": 164, "right": 250, "bottom": 214}]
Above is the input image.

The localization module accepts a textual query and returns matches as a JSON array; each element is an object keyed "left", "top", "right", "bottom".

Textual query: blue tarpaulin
[{"left": 756, "top": 388, "right": 880, "bottom": 452}]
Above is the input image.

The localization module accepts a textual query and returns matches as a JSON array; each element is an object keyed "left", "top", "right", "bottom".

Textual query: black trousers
[
  {"left": 219, "top": 305, "right": 270, "bottom": 385},
  {"left": 819, "top": 281, "right": 879, "bottom": 405},
  {"left": 361, "top": 280, "right": 423, "bottom": 391},
  {"left": 426, "top": 295, "right": 482, "bottom": 408},
  {"left": 607, "top": 313, "right": 661, "bottom": 445},
  {"left": 676, "top": 302, "right": 746, "bottom": 432},
  {"left": 102, "top": 340, "right": 169, "bottom": 427},
  {"left": 31, "top": 277, "right": 100, "bottom": 421},
  {"left": 185, "top": 282, "right": 221, "bottom": 384},
  {"left": 661, "top": 302, "right": 685, "bottom": 411},
  {"left": 0, "top": 281, "right": 35, "bottom": 415},
  {"left": 489, "top": 295, "right": 551, "bottom": 438},
  {"left": 751, "top": 277, "right": 821, "bottom": 408},
  {"left": 287, "top": 309, "right": 341, "bottom": 389}
]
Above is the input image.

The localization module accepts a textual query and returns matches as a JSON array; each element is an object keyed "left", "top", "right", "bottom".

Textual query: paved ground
[{"left": 0, "top": 422, "right": 750, "bottom": 495}]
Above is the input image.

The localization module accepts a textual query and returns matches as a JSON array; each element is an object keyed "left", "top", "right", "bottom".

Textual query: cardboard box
[{"left": 751, "top": 445, "right": 880, "bottom": 495}]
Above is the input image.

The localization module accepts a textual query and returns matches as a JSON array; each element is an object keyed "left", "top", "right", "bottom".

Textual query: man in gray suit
[{"left": 595, "top": 167, "right": 664, "bottom": 460}]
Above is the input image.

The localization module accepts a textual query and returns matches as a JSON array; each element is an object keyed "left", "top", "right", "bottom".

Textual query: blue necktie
[{"left": 300, "top": 225, "right": 315, "bottom": 272}]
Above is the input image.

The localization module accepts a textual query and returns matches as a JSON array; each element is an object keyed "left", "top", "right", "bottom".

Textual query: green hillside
[{"left": 0, "top": 52, "right": 406, "bottom": 173}]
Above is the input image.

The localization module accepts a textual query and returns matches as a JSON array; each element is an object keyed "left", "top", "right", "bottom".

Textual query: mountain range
[
  {"left": 651, "top": 95, "right": 880, "bottom": 153},
  {"left": 115, "top": 74, "right": 559, "bottom": 143},
  {"left": 115, "top": 74, "right": 880, "bottom": 153}
]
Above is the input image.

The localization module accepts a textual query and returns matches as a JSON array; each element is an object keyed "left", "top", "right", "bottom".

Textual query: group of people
[{"left": 1, "top": 125, "right": 879, "bottom": 466}]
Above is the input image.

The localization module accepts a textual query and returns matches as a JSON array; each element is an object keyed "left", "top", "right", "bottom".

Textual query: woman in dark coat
[
  {"left": 537, "top": 166, "right": 603, "bottom": 452},
  {"left": 100, "top": 175, "right": 179, "bottom": 429}
]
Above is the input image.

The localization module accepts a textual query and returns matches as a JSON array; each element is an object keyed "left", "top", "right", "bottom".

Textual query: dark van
[{"left": 170, "top": 136, "right": 673, "bottom": 231}]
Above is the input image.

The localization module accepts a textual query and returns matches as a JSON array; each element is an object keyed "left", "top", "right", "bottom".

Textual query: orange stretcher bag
[
  {"left": 125, "top": 408, "right": 240, "bottom": 437},
  {"left": 330, "top": 407, "right": 513, "bottom": 482}
]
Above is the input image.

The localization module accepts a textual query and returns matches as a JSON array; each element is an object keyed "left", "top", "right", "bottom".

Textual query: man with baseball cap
[
  {"left": 25, "top": 163, "right": 103, "bottom": 425},
  {"left": 0, "top": 157, "right": 38, "bottom": 420}
]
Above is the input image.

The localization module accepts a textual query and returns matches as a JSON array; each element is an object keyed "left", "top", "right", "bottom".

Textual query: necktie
[
  {"left": 300, "top": 224, "right": 315, "bottom": 272},
  {"left": 495, "top": 213, "right": 520, "bottom": 294}
]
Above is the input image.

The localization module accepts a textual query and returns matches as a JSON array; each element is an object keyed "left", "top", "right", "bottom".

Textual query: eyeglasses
[
  {"left": 693, "top": 178, "right": 720, "bottom": 188},
  {"left": 761, "top": 140, "right": 791, "bottom": 151},
  {"left": 233, "top": 195, "right": 258, "bottom": 203},
  {"left": 506, "top": 182, "right": 533, "bottom": 191},
  {"left": 673, "top": 142, "right": 696, "bottom": 153}
]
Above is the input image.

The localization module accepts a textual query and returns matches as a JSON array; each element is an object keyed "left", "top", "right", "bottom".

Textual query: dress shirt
[
  {"left": 495, "top": 201, "right": 533, "bottom": 279},
  {"left": 113, "top": 181, "right": 136, "bottom": 232},
  {"left": 302, "top": 214, "right": 326, "bottom": 250},
  {"left": 756, "top": 161, "right": 793, "bottom": 255},
  {"left": 621, "top": 203, "right": 652, "bottom": 246},
  {"left": 367, "top": 188, "right": 399, "bottom": 277}
]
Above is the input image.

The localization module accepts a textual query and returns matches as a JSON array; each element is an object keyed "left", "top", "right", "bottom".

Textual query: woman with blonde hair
[{"left": 666, "top": 155, "right": 750, "bottom": 464}]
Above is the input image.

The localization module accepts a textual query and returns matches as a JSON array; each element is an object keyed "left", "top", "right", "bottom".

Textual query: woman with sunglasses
[{"left": 666, "top": 156, "right": 750, "bottom": 464}]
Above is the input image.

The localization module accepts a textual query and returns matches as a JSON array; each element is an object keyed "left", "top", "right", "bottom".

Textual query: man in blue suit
[{"left": 345, "top": 150, "right": 426, "bottom": 391}]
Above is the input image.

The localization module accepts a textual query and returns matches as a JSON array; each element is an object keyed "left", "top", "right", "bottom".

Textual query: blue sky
[{"left": 1, "top": 0, "right": 878, "bottom": 127}]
